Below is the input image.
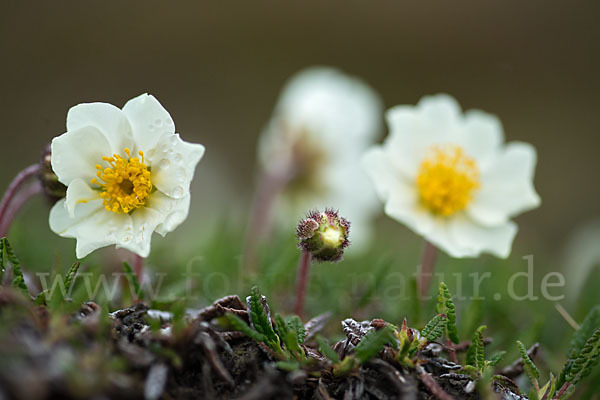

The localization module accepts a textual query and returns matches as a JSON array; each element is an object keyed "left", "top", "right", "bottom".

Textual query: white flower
[
  {"left": 49, "top": 94, "right": 205, "bottom": 258},
  {"left": 258, "top": 67, "right": 383, "bottom": 247},
  {"left": 362, "top": 94, "right": 540, "bottom": 258}
]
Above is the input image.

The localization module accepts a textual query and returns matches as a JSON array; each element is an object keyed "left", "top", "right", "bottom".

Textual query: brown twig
[{"left": 416, "top": 365, "right": 455, "bottom": 400}]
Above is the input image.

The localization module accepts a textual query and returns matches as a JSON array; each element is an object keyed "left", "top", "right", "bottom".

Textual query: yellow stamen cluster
[
  {"left": 91, "top": 148, "right": 152, "bottom": 214},
  {"left": 416, "top": 144, "right": 480, "bottom": 217}
]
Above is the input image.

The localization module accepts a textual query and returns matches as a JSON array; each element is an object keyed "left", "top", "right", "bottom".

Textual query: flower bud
[
  {"left": 39, "top": 143, "right": 66, "bottom": 204},
  {"left": 296, "top": 209, "right": 350, "bottom": 262}
]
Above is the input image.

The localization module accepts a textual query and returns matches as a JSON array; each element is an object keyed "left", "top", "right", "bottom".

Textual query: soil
[{"left": 0, "top": 289, "right": 527, "bottom": 400}]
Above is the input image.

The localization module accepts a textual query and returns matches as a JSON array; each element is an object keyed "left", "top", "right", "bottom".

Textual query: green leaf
[
  {"left": 467, "top": 326, "right": 487, "bottom": 371},
  {"left": 285, "top": 315, "right": 306, "bottom": 344},
  {"left": 558, "top": 305, "right": 600, "bottom": 388},
  {"left": 421, "top": 314, "right": 447, "bottom": 342},
  {"left": 225, "top": 313, "right": 267, "bottom": 343},
  {"left": 487, "top": 350, "right": 506, "bottom": 367},
  {"left": 275, "top": 314, "right": 304, "bottom": 360},
  {"left": 63, "top": 262, "right": 80, "bottom": 299},
  {"left": 565, "top": 328, "right": 600, "bottom": 385},
  {"left": 354, "top": 325, "right": 396, "bottom": 364},
  {"left": 436, "top": 282, "right": 459, "bottom": 344},
  {"left": 517, "top": 340, "right": 540, "bottom": 389},
  {"left": 316, "top": 335, "right": 339, "bottom": 363},
  {"left": 122, "top": 262, "right": 144, "bottom": 300},
  {"left": 248, "top": 286, "right": 279, "bottom": 344},
  {"left": 0, "top": 238, "right": 28, "bottom": 296}
]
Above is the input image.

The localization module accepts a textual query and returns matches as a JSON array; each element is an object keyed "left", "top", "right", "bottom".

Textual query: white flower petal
[
  {"left": 50, "top": 199, "right": 132, "bottom": 259},
  {"left": 66, "top": 102, "right": 134, "bottom": 153},
  {"left": 468, "top": 142, "right": 540, "bottom": 226},
  {"left": 148, "top": 134, "right": 205, "bottom": 199},
  {"left": 122, "top": 93, "right": 175, "bottom": 153},
  {"left": 461, "top": 110, "right": 504, "bottom": 168},
  {"left": 65, "top": 178, "right": 101, "bottom": 218},
  {"left": 116, "top": 207, "right": 164, "bottom": 257},
  {"left": 362, "top": 146, "right": 409, "bottom": 200},
  {"left": 148, "top": 191, "right": 191, "bottom": 236},
  {"left": 417, "top": 94, "right": 462, "bottom": 125},
  {"left": 450, "top": 215, "right": 518, "bottom": 258},
  {"left": 51, "top": 126, "right": 112, "bottom": 185}
]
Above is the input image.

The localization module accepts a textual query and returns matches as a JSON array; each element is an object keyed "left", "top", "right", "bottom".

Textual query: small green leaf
[
  {"left": 467, "top": 326, "right": 487, "bottom": 371},
  {"left": 487, "top": 350, "right": 506, "bottom": 367},
  {"left": 63, "top": 262, "right": 80, "bottom": 299},
  {"left": 558, "top": 305, "right": 600, "bottom": 389},
  {"left": 225, "top": 313, "right": 267, "bottom": 342},
  {"left": 354, "top": 325, "right": 396, "bottom": 364},
  {"left": 436, "top": 282, "right": 459, "bottom": 344},
  {"left": 248, "top": 286, "right": 279, "bottom": 344},
  {"left": 316, "top": 335, "right": 339, "bottom": 363},
  {"left": 285, "top": 315, "right": 306, "bottom": 344},
  {"left": 0, "top": 238, "right": 28, "bottom": 296},
  {"left": 421, "top": 314, "right": 447, "bottom": 342},
  {"left": 517, "top": 340, "right": 540, "bottom": 389},
  {"left": 565, "top": 328, "right": 600, "bottom": 385}
]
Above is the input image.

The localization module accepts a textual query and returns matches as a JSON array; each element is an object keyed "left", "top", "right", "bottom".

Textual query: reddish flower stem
[
  {"left": 294, "top": 250, "right": 312, "bottom": 317},
  {"left": 418, "top": 240, "right": 438, "bottom": 297},
  {"left": 0, "top": 181, "right": 43, "bottom": 237},
  {"left": 132, "top": 253, "right": 144, "bottom": 282},
  {"left": 0, "top": 165, "right": 42, "bottom": 236}
]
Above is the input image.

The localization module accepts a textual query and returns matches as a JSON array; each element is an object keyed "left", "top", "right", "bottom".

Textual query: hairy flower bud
[
  {"left": 296, "top": 209, "right": 350, "bottom": 262},
  {"left": 39, "top": 143, "right": 66, "bottom": 204}
]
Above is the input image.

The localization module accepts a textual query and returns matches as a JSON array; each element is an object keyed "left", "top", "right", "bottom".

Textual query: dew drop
[
  {"left": 176, "top": 167, "right": 186, "bottom": 183},
  {"left": 174, "top": 153, "right": 184, "bottom": 162},
  {"left": 154, "top": 118, "right": 163, "bottom": 127},
  {"left": 159, "top": 159, "right": 171, "bottom": 169},
  {"left": 172, "top": 186, "right": 184, "bottom": 197}
]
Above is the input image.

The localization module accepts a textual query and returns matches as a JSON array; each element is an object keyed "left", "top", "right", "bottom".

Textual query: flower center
[
  {"left": 91, "top": 148, "right": 152, "bottom": 214},
  {"left": 416, "top": 144, "right": 480, "bottom": 217}
]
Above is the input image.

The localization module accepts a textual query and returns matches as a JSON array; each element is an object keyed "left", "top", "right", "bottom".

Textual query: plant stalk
[
  {"left": 132, "top": 254, "right": 144, "bottom": 282},
  {"left": 294, "top": 250, "right": 312, "bottom": 317},
  {"left": 418, "top": 240, "right": 438, "bottom": 298},
  {"left": 0, "top": 164, "right": 41, "bottom": 235}
]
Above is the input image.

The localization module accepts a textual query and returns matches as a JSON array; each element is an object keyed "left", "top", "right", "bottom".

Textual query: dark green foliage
[
  {"left": 316, "top": 335, "right": 339, "bottom": 363},
  {"left": 248, "top": 286, "right": 279, "bottom": 345},
  {"left": 122, "top": 262, "right": 144, "bottom": 300},
  {"left": 517, "top": 340, "right": 539, "bottom": 389},
  {"left": 354, "top": 325, "right": 397, "bottom": 364},
  {"left": 274, "top": 314, "right": 304, "bottom": 359},
  {"left": 467, "top": 326, "right": 486, "bottom": 371},
  {"left": 0, "top": 237, "right": 28, "bottom": 295},
  {"left": 436, "top": 282, "right": 459, "bottom": 344},
  {"left": 420, "top": 314, "right": 447, "bottom": 342},
  {"left": 285, "top": 315, "right": 306, "bottom": 344},
  {"left": 225, "top": 313, "right": 267, "bottom": 342},
  {"left": 557, "top": 305, "right": 600, "bottom": 389},
  {"left": 565, "top": 328, "right": 600, "bottom": 385},
  {"left": 487, "top": 351, "right": 506, "bottom": 367}
]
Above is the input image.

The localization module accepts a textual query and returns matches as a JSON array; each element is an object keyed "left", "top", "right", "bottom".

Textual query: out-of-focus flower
[
  {"left": 296, "top": 209, "right": 350, "bottom": 262},
  {"left": 258, "top": 67, "right": 383, "bottom": 248},
  {"left": 49, "top": 94, "right": 205, "bottom": 258},
  {"left": 362, "top": 94, "right": 540, "bottom": 258}
]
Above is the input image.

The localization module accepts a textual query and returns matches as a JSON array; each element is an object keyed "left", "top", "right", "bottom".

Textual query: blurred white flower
[
  {"left": 258, "top": 67, "right": 383, "bottom": 247},
  {"left": 362, "top": 94, "right": 540, "bottom": 258},
  {"left": 49, "top": 94, "right": 205, "bottom": 258}
]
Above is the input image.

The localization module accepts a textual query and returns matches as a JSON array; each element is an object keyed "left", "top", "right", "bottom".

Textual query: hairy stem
[
  {"left": 0, "top": 164, "right": 41, "bottom": 235},
  {"left": 294, "top": 250, "right": 312, "bottom": 317},
  {"left": 552, "top": 382, "right": 570, "bottom": 400},
  {"left": 418, "top": 240, "right": 438, "bottom": 298}
]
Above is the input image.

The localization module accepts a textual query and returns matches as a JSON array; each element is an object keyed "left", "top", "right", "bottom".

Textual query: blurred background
[{"left": 1, "top": 1, "right": 599, "bottom": 387}]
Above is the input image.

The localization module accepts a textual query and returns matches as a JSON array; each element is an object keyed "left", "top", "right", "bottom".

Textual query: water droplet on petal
[
  {"left": 159, "top": 159, "right": 170, "bottom": 169},
  {"left": 172, "top": 186, "right": 184, "bottom": 197},
  {"left": 174, "top": 153, "right": 184, "bottom": 162},
  {"left": 154, "top": 119, "right": 163, "bottom": 127}
]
